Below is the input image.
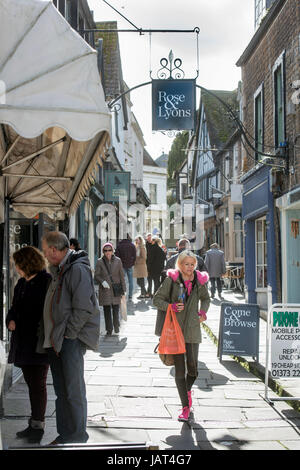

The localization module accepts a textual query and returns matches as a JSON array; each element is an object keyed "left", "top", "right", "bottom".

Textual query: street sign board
[
  {"left": 104, "top": 171, "right": 130, "bottom": 202},
  {"left": 269, "top": 306, "right": 300, "bottom": 379},
  {"left": 152, "top": 79, "right": 196, "bottom": 131},
  {"left": 217, "top": 302, "right": 260, "bottom": 361}
]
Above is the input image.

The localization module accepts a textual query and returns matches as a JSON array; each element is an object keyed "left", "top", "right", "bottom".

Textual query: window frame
[
  {"left": 254, "top": 83, "right": 264, "bottom": 162},
  {"left": 255, "top": 216, "right": 268, "bottom": 289},
  {"left": 273, "top": 51, "right": 286, "bottom": 150}
]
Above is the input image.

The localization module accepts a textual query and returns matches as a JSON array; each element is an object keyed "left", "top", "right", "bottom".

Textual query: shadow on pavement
[{"left": 98, "top": 336, "right": 128, "bottom": 358}]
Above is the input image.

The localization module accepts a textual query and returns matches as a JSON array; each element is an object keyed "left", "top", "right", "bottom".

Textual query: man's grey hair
[
  {"left": 178, "top": 238, "right": 190, "bottom": 248},
  {"left": 42, "top": 231, "right": 70, "bottom": 251},
  {"left": 210, "top": 243, "right": 219, "bottom": 249}
]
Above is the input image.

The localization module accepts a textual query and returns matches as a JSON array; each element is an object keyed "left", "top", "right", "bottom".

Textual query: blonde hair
[
  {"left": 175, "top": 250, "right": 197, "bottom": 270},
  {"left": 135, "top": 235, "right": 145, "bottom": 246},
  {"left": 152, "top": 236, "right": 162, "bottom": 247}
]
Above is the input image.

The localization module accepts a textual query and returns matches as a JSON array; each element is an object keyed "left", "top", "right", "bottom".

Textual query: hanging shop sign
[
  {"left": 217, "top": 302, "right": 260, "bottom": 361},
  {"left": 152, "top": 79, "right": 196, "bottom": 131},
  {"left": 104, "top": 171, "right": 131, "bottom": 202}
]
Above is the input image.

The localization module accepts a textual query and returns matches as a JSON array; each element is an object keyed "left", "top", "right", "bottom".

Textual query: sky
[{"left": 87, "top": 0, "right": 255, "bottom": 160}]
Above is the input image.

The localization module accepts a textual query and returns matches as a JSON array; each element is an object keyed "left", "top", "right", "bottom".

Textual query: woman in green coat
[{"left": 153, "top": 250, "right": 210, "bottom": 422}]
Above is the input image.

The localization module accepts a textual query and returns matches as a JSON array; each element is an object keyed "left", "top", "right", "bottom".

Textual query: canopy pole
[
  {"left": 0, "top": 135, "right": 21, "bottom": 165},
  {"left": 1, "top": 137, "right": 66, "bottom": 172},
  {"left": 1, "top": 173, "right": 72, "bottom": 181}
]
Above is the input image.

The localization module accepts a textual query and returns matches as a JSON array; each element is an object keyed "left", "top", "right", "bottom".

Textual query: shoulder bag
[{"left": 103, "top": 258, "right": 124, "bottom": 297}]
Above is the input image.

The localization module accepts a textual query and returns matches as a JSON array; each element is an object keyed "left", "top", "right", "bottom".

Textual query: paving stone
[{"left": 110, "top": 397, "right": 171, "bottom": 418}]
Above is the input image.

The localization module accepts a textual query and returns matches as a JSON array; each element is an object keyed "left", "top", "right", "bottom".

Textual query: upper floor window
[
  {"left": 149, "top": 184, "right": 157, "bottom": 204},
  {"left": 273, "top": 52, "right": 285, "bottom": 149},
  {"left": 254, "top": 84, "right": 264, "bottom": 161},
  {"left": 255, "top": 0, "right": 276, "bottom": 29}
]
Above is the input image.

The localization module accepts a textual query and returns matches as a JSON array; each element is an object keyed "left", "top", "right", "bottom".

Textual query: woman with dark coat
[
  {"left": 6, "top": 246, "right": 51, "bottom": 443},
  {"left": 147, "top": 236, "right": 166, "bottom": 296},
  {"left": 94, "top": 242, "right": 126, "bottom": 336}
]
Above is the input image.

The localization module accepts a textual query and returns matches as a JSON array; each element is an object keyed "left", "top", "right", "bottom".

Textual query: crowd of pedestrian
[{"left": 5, "top": 229, "right": 227, "bottom": 444}]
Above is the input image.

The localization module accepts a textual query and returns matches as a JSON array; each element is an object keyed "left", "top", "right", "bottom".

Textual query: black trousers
[
  {"left": 103, "top": 304, "right": 120, "bottom": 334},
  {"left": 147, "top": 275, "right": 161, "bottom": 295},
  {"left": 210, "top": 277, "right": 222, "bottom": 296},
  {"left": 21, "top": 364, "right": 49, "bottom": 422},
  {"left": 173, "top": 343, "right": 199, "bottom": 408},
  {"left": 137, "top": 278, "right": 147, "bottom": 295}
]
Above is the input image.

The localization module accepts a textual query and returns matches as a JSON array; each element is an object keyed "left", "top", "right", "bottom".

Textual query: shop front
[
  {"left": 242, "top": 164, "right": 278, "bottom": 310},
  {"left": 276, "top": 186, "right": 300, "bottom": 303},
  {"left": 0, "top": 0, "right": 111, "bottom": 389}
]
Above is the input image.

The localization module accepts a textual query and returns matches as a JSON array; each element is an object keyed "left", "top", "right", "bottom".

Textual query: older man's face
[{"left": 42, "top": 240, "right": 66, "bottom": 266}]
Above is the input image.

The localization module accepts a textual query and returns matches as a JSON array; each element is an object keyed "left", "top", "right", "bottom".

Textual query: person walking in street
[
  {"left": 115, "top": 235, "right": 136, "bottom": 300},
  {"left": 165, "top": 238, "right": 207, "bottom": 272},
  {"left": 133, "top": 235, "right": 148, "bottom": 299},
  {"left": 204, "top": 243, "right": 226, "bottom": 299},
  {"left": 40, "top": 231, "right": 100, "bottom": 445},
  {"left": 6, "top": 246, "right": 51, "bottom": 443},
  {"left": 145, "top": 233, "right": 154, "bottom": 298},
  {"left": 147, "top": 236, "right": 166, "bottom": 296},
  {"left": 94, "top": 242, "right": 126, "bottom": 335},
  {"left": 153, "top": 250, "right": 210, "bottom": 422}
]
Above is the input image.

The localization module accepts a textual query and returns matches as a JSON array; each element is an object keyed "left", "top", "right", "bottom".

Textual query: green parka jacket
[{"left": 153, "top": 269, "right": 210, "bottom": 344}]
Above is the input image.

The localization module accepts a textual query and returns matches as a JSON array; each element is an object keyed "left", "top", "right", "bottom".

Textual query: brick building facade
[{"left": 237, "top": 0, "right": 300, "bottom": 308}]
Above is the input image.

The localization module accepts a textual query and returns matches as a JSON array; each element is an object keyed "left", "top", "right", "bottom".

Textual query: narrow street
[{"left": 2, "top": 287, "right": 300, "bottom": 451}]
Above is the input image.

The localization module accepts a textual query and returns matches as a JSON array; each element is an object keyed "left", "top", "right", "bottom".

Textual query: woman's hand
[
  {"left": 171, "top": 302, "right": 184, "bottom": 312},
  {"left": 8, "top": 320, "right": 16, "bottom": 331}
]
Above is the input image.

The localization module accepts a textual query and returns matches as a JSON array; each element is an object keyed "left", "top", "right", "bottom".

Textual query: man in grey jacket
[
  {"left": 204, "top": 243, "right": 226, "bottom": 299},
  {"left": 40, "top": 231, "right": 100, "bottom": 445}
]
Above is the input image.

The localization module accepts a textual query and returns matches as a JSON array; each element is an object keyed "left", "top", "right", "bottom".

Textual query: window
[
  {"left": 224, "top": 155, "right": 230, "bottom": 193},
  {"left": 273, "top": 54, "right": 285, "bottom": 149},
  {"left": 58, "top": 0, "right": 65, "bottom": 16},
  {"left": 232, "top": 143, "right": 239, "bottom": 182},
  {"left": 65, "top": 0, "right": 72, "bottom": 23},
  {"left": 234, "top": 208, "right": 243, "bottom": 258},
  {"left": 255, "top": 217, "right": 267, "bottom": 288},
  {"left": 254, "top": 84, "right": 264, "bottom": 161},
  {"left": 149, "top": 184, "right": 157, "bottom": 204},
  {"left": 255, "top": 0, "right": 266, "bottom": 29}
]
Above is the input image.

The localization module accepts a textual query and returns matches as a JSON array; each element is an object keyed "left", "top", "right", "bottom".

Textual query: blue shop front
[{"left": 242, "top": 164, "right": 278, "bottom": 310}]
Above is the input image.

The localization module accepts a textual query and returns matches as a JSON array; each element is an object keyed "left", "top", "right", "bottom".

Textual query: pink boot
[
  {"left": 187, "top": 390, "right": 193, "bottom": 409},
  {"left": 178, "top": 406, "right": 190, "bottom": 422}
]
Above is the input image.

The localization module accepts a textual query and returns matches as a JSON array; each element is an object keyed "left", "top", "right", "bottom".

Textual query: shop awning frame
[{"left": 0, "top": 0, "right": 111, "bottom": 221}]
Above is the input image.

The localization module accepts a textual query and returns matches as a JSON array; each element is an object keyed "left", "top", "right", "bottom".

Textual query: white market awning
[{"left": 0, "top": 0, "right": 111, "bottom": 220}]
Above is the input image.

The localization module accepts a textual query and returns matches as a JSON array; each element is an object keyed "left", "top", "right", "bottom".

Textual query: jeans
[
  {"left": 210, "top": 277, "right": 222, "bottom": 296},
  {"left": 47, "top": 338, "right": 88, "bottom": 443},
  {"left": 123, "top": 267, "right": 133, "bottom": 298},
  {"left": 103, "top": 304, "right": 120, "bottom": 334},
  {"left": 21, "top": 365, "right": 49, "bottom": 422},
  {"left": 173, "top": 343, "right": 199, "bottom": 407}
]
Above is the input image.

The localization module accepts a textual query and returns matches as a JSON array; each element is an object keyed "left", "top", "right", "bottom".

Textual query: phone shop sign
[{"left": 152, "top": 79, "right": 196, "bottom": 131}]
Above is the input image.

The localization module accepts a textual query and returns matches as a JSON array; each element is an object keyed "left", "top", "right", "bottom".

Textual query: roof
[
  {"left": 143, "top": 149, "right": 158, "bottom": 167},
  {"left": 201, "top": 90, "right": 238, "bottom": 149},
  {"left": 155, "top": 153, "right": 168, "bottom": 168},
  {"left": 95, "top": 21, "right": 122, "bottom": 100}
]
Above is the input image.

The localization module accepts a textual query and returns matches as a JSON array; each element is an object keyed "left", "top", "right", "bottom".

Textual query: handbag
[
  {"left": 103, "top": 258, "right": 124, "bottom": 297},
  {"left": 154, "top": 343, "right": 174, "bottom": 366},
  {"left": 120, "top": 295, "right": 127, "bottom": 321},
  {"left": 158, "top": 304, "right": 186, "bottom": 355}
]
